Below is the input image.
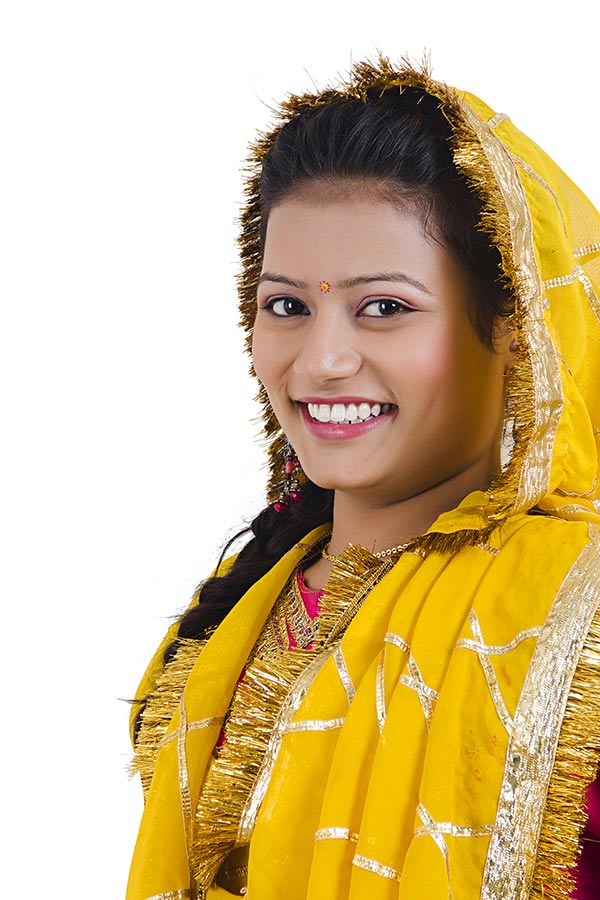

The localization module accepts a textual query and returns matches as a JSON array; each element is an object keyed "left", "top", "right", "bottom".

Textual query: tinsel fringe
[
  {"left": 531, "top": 602, "right": 600, "bottom": 898},
  {"left": 130, "top": 638, "right": 208, "bottom": 797},
  {"left": 235, "top": 55, "right": 537, "bottom": 553}
]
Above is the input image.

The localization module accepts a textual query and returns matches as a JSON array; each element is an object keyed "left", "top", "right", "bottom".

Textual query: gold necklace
[
  {"left": 265, "top": 568, "right": 320, "bottom": 652},
  {"left": 322, "top": 540, "right": 411, "bottom": 562}
]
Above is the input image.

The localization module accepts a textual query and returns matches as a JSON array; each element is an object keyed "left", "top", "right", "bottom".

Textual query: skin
[{"left": 252, "top": 187, "right": 517, "bottom": 588}]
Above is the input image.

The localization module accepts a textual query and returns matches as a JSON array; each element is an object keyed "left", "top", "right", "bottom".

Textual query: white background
[{"left": 1, "top": 2, "right": 598, "bottom": 896}]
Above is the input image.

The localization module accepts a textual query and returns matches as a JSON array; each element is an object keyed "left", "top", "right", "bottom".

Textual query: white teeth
[
  {"left": 306, "top": 401, "right": 392, "bottom": 424},
  {"left": 346, "top": 402, "right": 358, "bottom": 423}
]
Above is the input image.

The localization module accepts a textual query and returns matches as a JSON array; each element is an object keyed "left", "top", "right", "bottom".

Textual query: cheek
[{"left": 251, "top": 323, "right": 278, "bottom": 386}]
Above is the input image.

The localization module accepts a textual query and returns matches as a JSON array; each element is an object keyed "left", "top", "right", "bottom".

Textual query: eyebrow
[{"left": 258, "top": 270, "right": 432, "bottom": 295}]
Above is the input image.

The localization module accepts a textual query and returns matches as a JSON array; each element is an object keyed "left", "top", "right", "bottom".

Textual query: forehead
[{"left": 262, "top": 194, "right": 465, "bottom": 293}]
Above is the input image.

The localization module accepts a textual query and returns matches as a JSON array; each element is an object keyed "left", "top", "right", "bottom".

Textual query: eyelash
[{"left": 262, "top": 296, "right": 414, "bottom": 318}]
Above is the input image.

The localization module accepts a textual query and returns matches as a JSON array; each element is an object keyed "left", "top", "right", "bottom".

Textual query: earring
[{"left": 273, "top": 439, "right": 303, "bottom": 512}]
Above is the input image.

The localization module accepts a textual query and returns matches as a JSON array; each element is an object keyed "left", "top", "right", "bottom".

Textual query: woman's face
[{"left": 252, "top": 191, "right": 514, "bottom": 508}]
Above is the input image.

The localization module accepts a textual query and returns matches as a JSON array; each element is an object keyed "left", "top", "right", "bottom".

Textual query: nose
[{"left": 293, "top": 310, "right": 361, "bottom": 384}]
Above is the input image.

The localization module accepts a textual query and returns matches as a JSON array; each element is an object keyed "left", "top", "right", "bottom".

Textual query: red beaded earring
[{"left": 273, "top": 439, "right": 303, "bottom": 512}]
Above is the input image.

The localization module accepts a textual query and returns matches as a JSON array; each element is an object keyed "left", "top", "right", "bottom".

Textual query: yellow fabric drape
[{"left": 127, "top": 59, "right": 600, "bottom": 900}]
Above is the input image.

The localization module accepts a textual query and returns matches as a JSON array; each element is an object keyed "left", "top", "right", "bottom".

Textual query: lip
[{"left": 298, "top": 401, "right": 396, "bottom": 441}]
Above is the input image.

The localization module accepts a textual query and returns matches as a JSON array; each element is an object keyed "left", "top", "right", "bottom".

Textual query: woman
[{"left": 127, "top": 59, "right": 600, "bottom": 899}]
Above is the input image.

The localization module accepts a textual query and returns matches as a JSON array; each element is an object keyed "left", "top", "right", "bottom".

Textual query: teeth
[{"left": 306, "top": 402, "right": 392, "bottom": 424}]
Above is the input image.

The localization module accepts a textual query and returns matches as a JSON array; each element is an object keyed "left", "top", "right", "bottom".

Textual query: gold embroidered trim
[
  {"left": 284, "top": 716, "right": 345, "bottom": 733},
  {"left": 352, "top": 853, "right": 402, "bottom": 882},
  {"left": 315, "top": 826, "right": 359, "bottom": 842},
  {"left": 376, "top": 650, "right": 386, "bottom": 734},
  {"left": 457, "top": 98, "right": 553, "bottom": 525},
  {"left": 481, "top": 528, "right": 600, "bottom": 899},
  {"left": 384, "top": 631, "right": 410, "bottom": 653},
  {"left": 456, "top": 625, "right": 542, "bottom": 656},
  {"left": 530, "top": 525, "right": 600, "bottom": 899},
  {"left": 333, "top": 645, "right": 356, "bottom": 703},
  {"left": 573, "top": 241, "right": 600, "bottom": 258},
  {"left": 466, "top": 610, "right": 513, "bottom": 736}
]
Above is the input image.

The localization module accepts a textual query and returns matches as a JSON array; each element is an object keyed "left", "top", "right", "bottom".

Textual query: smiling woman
[{"left": 127, "top": 58, "right": 600, "bottom": 900}]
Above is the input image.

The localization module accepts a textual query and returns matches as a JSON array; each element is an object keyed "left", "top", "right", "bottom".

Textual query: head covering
[{"left": 127, "top": 59, "right": 600, "bottom": 900}]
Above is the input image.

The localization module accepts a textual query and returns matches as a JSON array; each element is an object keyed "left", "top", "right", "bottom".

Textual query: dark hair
[
  {"left": 259, "top": 86, "right": 513, "bottom": 349},
  {"left": 132, "top": 82, "right": 513, "bottom": 741}
]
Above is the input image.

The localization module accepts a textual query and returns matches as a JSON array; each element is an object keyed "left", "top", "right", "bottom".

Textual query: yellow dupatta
[{"left": 127, "top": 60, "right": 600, "bottom": 900}]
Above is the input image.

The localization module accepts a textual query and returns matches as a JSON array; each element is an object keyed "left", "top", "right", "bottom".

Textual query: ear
[{"left": 494, "top": 316, "right": 519, "bottom": 368}]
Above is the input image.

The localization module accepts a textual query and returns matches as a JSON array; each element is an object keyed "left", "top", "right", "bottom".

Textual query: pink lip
[{"left": 298, "top": 402, "right": 396, "bottom": 441}]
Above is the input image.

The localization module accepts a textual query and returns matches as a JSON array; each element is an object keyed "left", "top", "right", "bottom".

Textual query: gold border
[
  {"left": 481, "top": 526, "right": 600, "bottom": 899},
  {"left": 457, "top": 99, "right": 563, "bottom": 519}
]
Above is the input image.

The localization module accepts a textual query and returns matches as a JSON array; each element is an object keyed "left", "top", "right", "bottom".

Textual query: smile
[
  {"left": 297, "top": 400, "right": 397, "bottom": 441},
  {"left": 306, "top": 401, "right": 394, "bottom": 424}
]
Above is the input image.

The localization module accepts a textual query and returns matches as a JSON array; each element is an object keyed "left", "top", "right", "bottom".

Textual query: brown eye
[
  {"left": 360, "top": 298, "right": 411, "bottom": 317},
  {"left": 269, "top": 296, "right": 309, "bottom": 317}
]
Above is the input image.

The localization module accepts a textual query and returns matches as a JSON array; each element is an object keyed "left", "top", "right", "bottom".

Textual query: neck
[{"left": 303, "top": 454, "right": 497, "bottom": 590}]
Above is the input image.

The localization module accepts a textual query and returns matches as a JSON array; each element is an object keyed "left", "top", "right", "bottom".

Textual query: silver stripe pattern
[
  {"left": 512, "top": 152, "right": 568, "bottom": 236},
  {"left": 543, "top": 264, "right": 600, "bottom": 325},
  {"left": 142, "top": 891, "right": 191, "bottom": 900},
  {"left": 352, "top": 853, "right": 402, "bottom": 882},
  {"left": 398, "top": 655, "right": 439, "bottom": 729},
  {"left": 315, "top": 826, "right": 359, "bottom": 843},
  {"left": 158, "top": 716, "right": 223, "bottom": 749},
  {"left": 333, "top": 645, "right": 356, "bottom": 704},
  {"left": 415, "top": 821, "right": 494, "bottom": 838},
  {"left": 176, "top": 695, "right": 193, "bottom": 860},
  {"left": 487, "top": 112, "right": 509, "bottom": 129},
  {"left": 384, "top": 631, "right": 410, "bottom": 653},
  {"left": 456, "top": 626, "right": 542, "bottom": 657},
  {"left": 466, "top": 610, "right": 514, "bottom": 737},
  {"left": 417, "top": 803, "right": 453, "bottom": 900},
  {"left": 284, "top": 716, "right": 345, "bottom": 733},
  {"left": 574, "top": 241, "right": 600, "bottom": 258},
  {"left": 375, "top": 650, "right": 386, "bottom": 734}
]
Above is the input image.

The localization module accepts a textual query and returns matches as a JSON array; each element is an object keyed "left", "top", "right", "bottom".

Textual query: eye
[
  {"left": 360, "top": 298, "right": 413, "bottom": 318},
  {"left": 266, "top": 296, "right": 309, "bottom": 317}
]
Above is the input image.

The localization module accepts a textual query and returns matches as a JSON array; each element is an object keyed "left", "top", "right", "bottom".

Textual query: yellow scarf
[{"left": 127, "top": 60, "right": 600, "bottom": 900}]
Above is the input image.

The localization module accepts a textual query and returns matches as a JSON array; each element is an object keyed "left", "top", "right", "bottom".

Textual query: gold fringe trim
[
  {"left": 235, "top": 55, "right": 537, "bottom": 553},
  {"left": 531, "top": 602, "right": 600, "bottom": 898},
  {"left": 131, "top": 638, "right": 209, "bottom": 797},
  {"left": 191, "top": 544, "right": 393, "bottom": 891}
]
